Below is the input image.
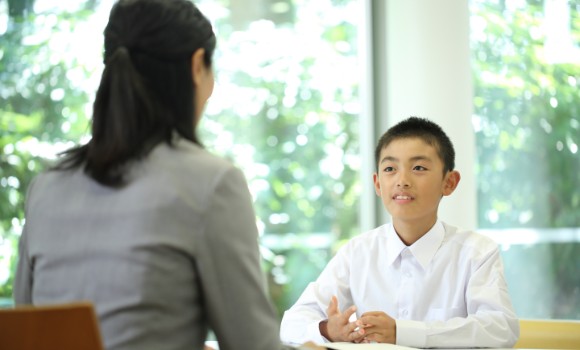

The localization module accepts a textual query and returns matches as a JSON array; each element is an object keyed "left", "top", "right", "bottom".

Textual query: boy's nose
[{"left": 397, "top": 172, "right": 411, "bottom": 188}]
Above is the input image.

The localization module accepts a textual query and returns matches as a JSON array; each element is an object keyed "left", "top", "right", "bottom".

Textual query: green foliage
[
  {"left": 0, "top": 6, "right": 94, "bottom": 300},
  {"left": 2, "top": 0, "right": 578, "bottom": 320},
  {"left": 501, "top": 242, "right": 580, "bottom": 319},
  {"left": 197, "top": 1, "right": 361, "bottom": 311},
  {"left": 471, "top": 0, "right": 580, "bottom": 228},
  {"left": 0, "top": 0, "right": 361, "bottom": 311},
  {"left": 472, "top": 0, "right": 580, "bottom": 319}
]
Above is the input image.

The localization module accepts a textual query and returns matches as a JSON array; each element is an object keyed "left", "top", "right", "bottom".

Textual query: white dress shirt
[{"left": 280, "top": 221, "right": 519, "bottom": 348}]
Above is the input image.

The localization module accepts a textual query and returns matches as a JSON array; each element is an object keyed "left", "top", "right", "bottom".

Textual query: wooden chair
[
  {"left": 514, "top": 318, "right": 580, "bottom": 349},
  {"left": 0, "top": 302, "right": 104, "bottom": 350}
]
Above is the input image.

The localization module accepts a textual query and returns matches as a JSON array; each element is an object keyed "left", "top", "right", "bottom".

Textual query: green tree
[
  {"left": 471, "top": 0, "right": 580, "bottom": 229},
  {"left": 0, "top": 0, "right": 361, "bottom": 317},
  {"left": 198, "top": 1, "right": 361, "bottom": 315},
  {"left": 0, "top": 0, "right": 97, "bottom": 299},
  {"left": 471, "top": 0, "right": 580, "bottom": 318}
]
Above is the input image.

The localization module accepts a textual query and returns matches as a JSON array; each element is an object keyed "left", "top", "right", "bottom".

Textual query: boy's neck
[{"left": 393, "top": 217, "right": 438, "bottom": 246}]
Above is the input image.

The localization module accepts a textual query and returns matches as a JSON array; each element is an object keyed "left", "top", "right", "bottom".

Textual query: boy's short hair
[{"left": 375, "top": 117, "right": 456, "bottom": 174}]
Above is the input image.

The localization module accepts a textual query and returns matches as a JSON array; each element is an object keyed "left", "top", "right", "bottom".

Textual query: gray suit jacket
[{"left": 14, "top": 139, "right": 285, "bottom": 350}]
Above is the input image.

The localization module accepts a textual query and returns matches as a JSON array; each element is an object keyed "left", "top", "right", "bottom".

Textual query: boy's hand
[
  {"left": 319, "top": 295, "right": 365, "bottom": 342},
  {"left": 356, "top": 311, "right": 396, "bottom": 344}
]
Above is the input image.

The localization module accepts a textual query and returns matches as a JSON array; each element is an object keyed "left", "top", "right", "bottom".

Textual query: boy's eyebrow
[{"left": 380, "top": 155, "right": 433, "bottom": 164}]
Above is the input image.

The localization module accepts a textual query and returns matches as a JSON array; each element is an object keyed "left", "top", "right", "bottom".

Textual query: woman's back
[{"left": 15, "top": 139, "right": 281, "bottom": 350}]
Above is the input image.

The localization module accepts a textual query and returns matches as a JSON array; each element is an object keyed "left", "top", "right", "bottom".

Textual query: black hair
[
  {"left": 374, "top": 116, "right": 456, "bottom": 174},
  {"left": 55, "top": 0, "right": 216, "bottom": 187}
]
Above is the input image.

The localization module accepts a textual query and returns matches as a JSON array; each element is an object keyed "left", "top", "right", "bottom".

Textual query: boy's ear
[
  {"left": 442, "top": 170, "right": 461, "bottom": 196},
  {"left": 373, "top": 172, "right": 381, "bottom": 196}
]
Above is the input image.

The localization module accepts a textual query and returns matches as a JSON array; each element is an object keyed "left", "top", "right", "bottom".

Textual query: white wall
[{"left": 371, "top": 0, "right": 477, "bottom": 230}]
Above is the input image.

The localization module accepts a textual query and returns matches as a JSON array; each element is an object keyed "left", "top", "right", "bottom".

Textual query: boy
[{"left": 280, "top": 117, "right": 519, "bottom": 348}]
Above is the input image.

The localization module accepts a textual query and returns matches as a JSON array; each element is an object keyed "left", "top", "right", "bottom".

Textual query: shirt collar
[
  {"left": 385, "top": 221, "right": 446, "bottom": 270},
  {"left": 385, "top": 225, "right": 407, "bottom": 266}
]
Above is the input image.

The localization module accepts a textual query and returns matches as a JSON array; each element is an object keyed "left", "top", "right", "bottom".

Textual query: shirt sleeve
[
  {"left": 193, "top": 166, "right": 287, "bottom": 350},
  {"left": 280, "top": 246, "right": 354, "bottom": 344},
  {"left": 14, "top": 224, "right": 33, "bottom": 304},
  {"left": 396, "top": 246, "right": 520, "bottom": 348},
  {"left": 13, "top": 177, "right": 38, "bottom": 305}
]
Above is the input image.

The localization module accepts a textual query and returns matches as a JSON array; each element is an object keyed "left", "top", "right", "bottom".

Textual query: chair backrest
[
  {"left": 514, "top": 318, "right": 580, "bottom": 349},
  {"left": 0, "top": 302, "right": 104, "bottom": 350}
]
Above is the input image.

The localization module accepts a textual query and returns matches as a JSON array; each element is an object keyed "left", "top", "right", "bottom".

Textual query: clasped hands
[{"left": 319, "top": 296, "right": 396, "bottom": 344}]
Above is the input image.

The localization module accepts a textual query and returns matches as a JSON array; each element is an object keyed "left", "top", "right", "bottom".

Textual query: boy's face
[{"left": 373, "top": 137, "right": 460, "bottom": 230}]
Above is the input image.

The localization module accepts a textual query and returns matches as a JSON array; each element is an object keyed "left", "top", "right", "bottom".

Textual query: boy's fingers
[
  {"left": 361, "top": 311, "right": 381, "bottom": 317},
  {"left": 347, "top": 327, "right": 366, "bottom": 342},
  {"left": 343, "top": 304, "right": 356, "bottom": 318},
  {"left": 357, "top": 315, "right": 373, "bottom": 326},
  {"left": 347, "top": 319, "right": 361, "bottom": 333},
  {"left": 359, "top": 312, "right": 385, "bottom": 326},
  {"left": 362, "top": 333, "right": 377, "bottom": 342},
  {"left": 326, "top": 295, "right": 338, "bottom": 316}
]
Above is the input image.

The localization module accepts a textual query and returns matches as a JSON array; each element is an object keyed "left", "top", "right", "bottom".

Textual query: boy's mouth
[{"left": 393, "top": 194, "right": 414, "bottom": 200}]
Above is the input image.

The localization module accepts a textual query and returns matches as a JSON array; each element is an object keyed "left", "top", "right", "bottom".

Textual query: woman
[{"left": 14, "top": 1, "right": 322, "bottom": 349}]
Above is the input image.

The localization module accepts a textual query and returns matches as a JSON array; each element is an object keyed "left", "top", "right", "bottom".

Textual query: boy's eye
[
  {"left": 383, "top": 166, "right": 395, "bottom": 172},
  {"left": 413, "top": 165, "right": 427, "bottom": 171}
]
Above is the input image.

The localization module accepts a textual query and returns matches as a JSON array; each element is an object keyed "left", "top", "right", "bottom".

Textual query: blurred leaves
[
  {"left": 4, "top": 0, "right": 577, "bottom": 319},
  {"left": 0, "top": 0, "right": 361, "bottom": 314},
  {"left": 0, "top": 3, "right": 95, "bottom": 298},
  {"left": 198, "top": 0, "right": 361, "bottom": 313},
  {"left": 471, "top": 0, "right": 580, "bottom": 229},
  {"left": 472, "top": 0, "right": 580, "bottom": 319}
]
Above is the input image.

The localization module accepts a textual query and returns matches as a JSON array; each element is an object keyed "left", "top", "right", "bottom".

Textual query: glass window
[
  {"left": 195, "top": 0, "right": 363, "bottom": 316},
  {"left": 0, "top": 0, "right": 364, "bottom": 316},
  {"left": 470, "top": 0, "right": 580, "bottom": 319},
  {"left": 0, "top": 0, "right": 106, "bottom": 305}
]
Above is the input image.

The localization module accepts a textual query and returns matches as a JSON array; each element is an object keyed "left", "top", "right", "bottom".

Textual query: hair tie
[
  {"left": 116, "top": 46, "right": 130, "bottom": 54},
  {"left": 104, "top": 45, "right": 131, "bottom": 64}
]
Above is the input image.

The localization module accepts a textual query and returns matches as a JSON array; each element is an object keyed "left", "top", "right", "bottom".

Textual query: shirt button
[{"left": 401, "top": 309, "right": 409, "bottom": 317}]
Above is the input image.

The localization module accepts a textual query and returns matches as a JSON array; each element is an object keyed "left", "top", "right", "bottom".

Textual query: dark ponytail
[{"left": 55, "top": 0, "right": 216, "bottom": 187}]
